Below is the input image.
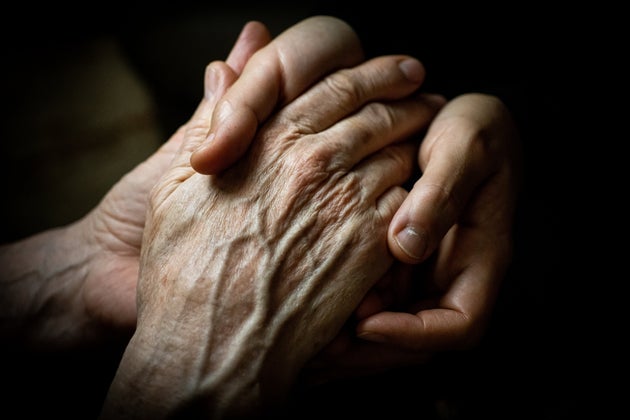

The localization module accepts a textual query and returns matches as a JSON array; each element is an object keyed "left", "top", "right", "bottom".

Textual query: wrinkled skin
[
  {"left": 190, "top": 21, "right": 521, "bottom": 381},
  {"left": 100, "top": 16, "right": 442, "bottom": 419}
]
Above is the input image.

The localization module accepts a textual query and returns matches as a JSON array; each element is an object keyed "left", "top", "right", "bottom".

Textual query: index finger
[{"left": 190, "top": 15, "right": 364, "bottom": 175}]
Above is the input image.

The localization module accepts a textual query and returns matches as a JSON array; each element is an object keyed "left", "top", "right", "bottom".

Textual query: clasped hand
[
  {"left": 101, "top": 16, "right": 442, "bottom": 418},
  {"left": 188, "top": 18, "right": 522, "bottom": 383}
]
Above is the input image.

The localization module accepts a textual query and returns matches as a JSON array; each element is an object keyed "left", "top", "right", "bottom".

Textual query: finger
[
  {"left": 355, "top": 294, "right": 498, "bottom": 351},
  {"left": 188, "top": 21, "right": 270, "bottom": 121},
  {"left": 178, "top": 62, "right": 239, "bottom": 160},
  {"left": 310, "top": 93, "right": 444, "bottom": 171},
  {"left": 357, "top": 310, "right": 470, "bottom": 351},
  {"left": 279, "top": 55, "right": 426, "bottom": 133},
  {"left": 193, "top": 21, "right": 271, "bottom": 130},
  {"left": 144, "top": 62, "right": 238, "bottom": 197},
  {"left": 356, "top": 238, "right": 506, "bottom": 351},
  {"left": 355, "top": 142, "right": 415, "bottom": 204},
  {"left": 387, "top": 94, "right": 510, "bottom": 263},
  {"left": 225, "top": 21, "right": 272, "bottom": 74},
  {"left": 191, "top": 15, "right": 364, "bottom": 175},
  {"left": 179, "top": 22, "right": 271, "bottom": 163}
]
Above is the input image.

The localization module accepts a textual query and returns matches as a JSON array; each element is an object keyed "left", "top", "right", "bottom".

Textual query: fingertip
[
  {"left": 240, "top": 20, "right": 272, "bottom": 43},
  {"left": 204, "top": 61, "right": 238, "bottom": 102},
  {"left": 355, "top": 313, "right": 392, "bottom": 344},
  {"left": 397, "top": 57, "right": 425, "bottom": 84},
  {"left": 387, "top": 182, "right": 448, "bottom": 264},
  {"left": 189, "top": 133, "right": 241, "bottom": 175},
  {"left": 226, "top": 20, "right": 272, "bottom": 73},
  {"left": 190, "top": 138, "right": 216, "bottom": 175},
  {"left": 389, "top": 224, "right": 428, "bottom": 264},
  {"left": 388, "top": 205, "right": 430, "bottom": 264},
  {"left": 356, "top": 312, "right": 422, "bottom": 348},
  {"left": 190, "top": 106, "right": 259, "bottom": 175}
]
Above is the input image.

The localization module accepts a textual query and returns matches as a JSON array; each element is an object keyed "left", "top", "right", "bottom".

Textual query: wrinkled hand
[
  {"left": 189, "top": 15, "right": 366, "bottom": 175},
  {"left": 73, "top": 21, "right": 271, "bottom": 339},
  {"left": 187, "top": 17, "right": 521, "bottom": 383},
  {"left": 304, "top": 93, "right": 522, "bottom": 382},
  {"left": 101, "top": 16, "right": 442, "bottom": 419}
]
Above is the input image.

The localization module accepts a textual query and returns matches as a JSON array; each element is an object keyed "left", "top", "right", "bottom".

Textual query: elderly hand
[
  {"left": 100, "top": 16, "right": 442, "bottom": 419},
  {"left": 187, "top": 17, "right": 521, "bottom": 383},
  {"left": 0, "top": 21, "right": 270, "bottom": 350}
]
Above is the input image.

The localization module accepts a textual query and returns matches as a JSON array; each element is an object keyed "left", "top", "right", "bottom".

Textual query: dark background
[{"left": 0, "top": 1, "right": 610, "bottom": 418}]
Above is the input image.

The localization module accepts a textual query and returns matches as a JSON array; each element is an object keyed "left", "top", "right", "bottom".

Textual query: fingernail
[
  {"left": 357, "top": 332, "right": 387, "bottom": 343},
  {"left": 398, "top": 58, "right": 424, "bottom": 83},
  {"left": 395, "top": 226, "right": 427, "bottom": 261}
]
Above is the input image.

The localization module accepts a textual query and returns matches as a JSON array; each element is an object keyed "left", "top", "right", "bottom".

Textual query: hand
[
  {"left": 303, "top": 93, "right": 522, "bottom": 382},
  {"left": 100, "top": 16, "right": 442, "bottom": 419},
  {"left": 0, "top": 21, "right": 271, "bottom": 349},
  {"left": 186, "top": 18, "right": 520, "bottom": 382},
  {"left": 68, "top": 21, "right": 273, "bottom": 342},
  {"left": 189, "top": 14, "right": 366, "bottom": 175}
]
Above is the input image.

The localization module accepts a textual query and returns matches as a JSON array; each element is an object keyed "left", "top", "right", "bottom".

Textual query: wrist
[
  {"left": 0, "top": 221, "right": 98, "bottom": 350},
  {"left": 101, "top": 322, "right": 267, "bottom": 419},
  {"left": 101, "top": 280, "right": 298, "bottom": 419}
]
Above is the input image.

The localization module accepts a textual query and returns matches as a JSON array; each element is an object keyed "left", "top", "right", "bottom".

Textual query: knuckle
[
  {"left": 323, "top": 69, "right": 363, "bottom": 109},
  {"left": 281, "top": 144, "right": 362, "bottom": 221},
  {"left": 363, "top": 102, "right": 396, "bottom": 130}
]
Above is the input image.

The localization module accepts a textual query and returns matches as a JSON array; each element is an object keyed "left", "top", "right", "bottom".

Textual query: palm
[{"left": 80, "top": 131, "right": 184, "bottom": 333}]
